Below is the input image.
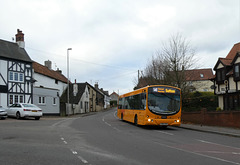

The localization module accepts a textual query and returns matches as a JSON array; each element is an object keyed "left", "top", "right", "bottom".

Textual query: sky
[{"left": 0, "top": 0, "right": 239, "bottom": 95}]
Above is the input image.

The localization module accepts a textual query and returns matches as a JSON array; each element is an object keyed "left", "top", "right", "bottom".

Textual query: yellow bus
[{"left": 117, "top": 85, "right": 181, "bottom": 127}]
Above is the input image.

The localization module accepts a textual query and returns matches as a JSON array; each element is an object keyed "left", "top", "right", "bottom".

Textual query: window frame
[
  {"left": 38, "top": 96, "right": 46, "bottom": 105},
  {"left": 216, "top": 68, "right": 225, "bottom": 84},
  {"left": 234, "top": 63, "right": 240, "bottom": 81},
  {"left": 9, "top": 71, "right": 24, "bottom": 82},
  {"left": 9, "top": 94, "right": 24, "bottom": 105},
  {"left": 53, "top": 97, "right": 57, "bottom": 105}
]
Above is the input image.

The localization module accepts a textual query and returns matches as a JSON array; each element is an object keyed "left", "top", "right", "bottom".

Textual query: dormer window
[{"left": 200, "top": 74, "right": 204, "bottom": 78}]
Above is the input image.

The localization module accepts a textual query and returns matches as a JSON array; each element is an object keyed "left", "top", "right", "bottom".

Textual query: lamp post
[{"left": 67, "top": 48, "right": 72, "bottom": 116}]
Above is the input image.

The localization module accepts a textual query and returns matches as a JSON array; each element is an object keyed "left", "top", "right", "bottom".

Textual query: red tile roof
[
  {"left": 33, "top": 61, "right": 68, "bottom": 83},
  {"left": 185, "top": 68, "right": 213, "bottom": 81},
  {"left": 226, "top": 42, "right": 240, "bottom": 59},
  {"left": 219, "top": 58, "right": 232, "bottom": 66}
]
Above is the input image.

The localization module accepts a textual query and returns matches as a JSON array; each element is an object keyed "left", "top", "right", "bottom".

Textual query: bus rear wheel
[{"left": 134, "top": 115, "right": 138, "bottom": 126}]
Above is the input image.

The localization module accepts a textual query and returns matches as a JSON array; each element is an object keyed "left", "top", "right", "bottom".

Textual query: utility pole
[{"left": 138, "top": 70, "right": 140, "bottom": 84}]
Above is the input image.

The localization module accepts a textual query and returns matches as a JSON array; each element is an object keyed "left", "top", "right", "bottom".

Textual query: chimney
[
  {"left": 15, "top": 29, "right": 25, "bottom": 48},
  {"left": 44, "top": 60, "right": 52, "bottom": 70},
  {"left": 95, "top": 82, "right": 99, "bottom": 89},
  {"left": 56, "top": 68, "right": 62, "bottom": 74},
  {"left": 73, "top": 79, "right": 78, "bottom": 96}
]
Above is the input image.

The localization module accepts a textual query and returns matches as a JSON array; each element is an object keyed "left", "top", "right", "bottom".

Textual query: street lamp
[{"left": 67, "top": 48, "right": 72, "bottom": 116}]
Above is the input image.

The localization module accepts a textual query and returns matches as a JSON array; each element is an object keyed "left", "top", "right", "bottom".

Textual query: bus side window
[
  {"left": 141, "top": 93, "right": 146, "bottom": 110},
  {"left": 118, "top": 98, "right": 123, "bottom": 109}
]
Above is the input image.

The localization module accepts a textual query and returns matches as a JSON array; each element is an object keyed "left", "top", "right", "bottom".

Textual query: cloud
[{"left": 1, "top": 0, "right": 239, "bottom": 94}]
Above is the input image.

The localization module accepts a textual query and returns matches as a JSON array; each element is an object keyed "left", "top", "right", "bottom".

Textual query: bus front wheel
[{"left": 134, "top": 115, "right": 138, "bottom": 126}]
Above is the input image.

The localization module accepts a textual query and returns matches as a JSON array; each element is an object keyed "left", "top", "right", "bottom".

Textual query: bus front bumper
[{"left": 145, "top": 118, "right": 181, "bottom": 126}]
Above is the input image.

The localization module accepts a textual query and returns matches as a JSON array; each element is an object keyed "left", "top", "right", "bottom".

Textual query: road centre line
[
  {"left": 105, "top": 122, "right": 111, "bottom": 127},
  {"left": 61, "top": 137, "right": 89, "bottom": 164},
  {"left": 113, "top": 111, "right": 118, "bottom": 119},
  {"left": 102, "top": 117, "right": 112, "bottom": 126},
  {"left": 78, "top": 156, "right": 88, "bottom": 164},
  {"left": 156, "top": 130, "right": 174, "bottom": 136}
]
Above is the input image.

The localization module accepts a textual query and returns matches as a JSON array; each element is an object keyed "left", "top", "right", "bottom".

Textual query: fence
[{"left": 182, "top": 108, "right": 240, "bottom": 128}]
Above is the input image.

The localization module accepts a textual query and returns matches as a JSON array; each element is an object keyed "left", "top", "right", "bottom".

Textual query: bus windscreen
[{"left": 148, "top": 87, "right": 180, "bottom": 115}]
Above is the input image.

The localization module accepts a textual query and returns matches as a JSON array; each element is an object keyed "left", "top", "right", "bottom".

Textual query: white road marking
[
  {"left": 105, "top": 122, "right": 111, "bottom": 126},
  {"left": 114, "top": 111, "right": 118, "bottom": 119},
  {"left": 154, "top": 141, "right": 240, "bottom": 165},
  {"left": 63, "top": 141, "right": 68, "bottom": 144},
  {"left": 113, "top": 127, "right": 121, "bottom": 132},
  {"left": 197, "top": 139, "right": 240, "bottom": 150},
  {"left": 78, "top": 156, "right": 88, "bottom": 164},
  {"left": 156, "top": 130, "right": 174, "bottom": 136}
]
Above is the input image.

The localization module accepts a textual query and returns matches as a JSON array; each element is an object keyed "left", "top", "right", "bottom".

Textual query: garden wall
[{"left": 182, "top": 109, "right": 240, "bottom": 128}]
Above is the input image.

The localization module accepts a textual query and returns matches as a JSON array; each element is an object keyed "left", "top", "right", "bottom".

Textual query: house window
[
  {"left": 9, "top": 95, "right": 13, "bottom": 104},
  {"left": 216, "top": 69, "right": 225, "bottom": 83},
  {"left": 80, "top": 101, "right": 83, "bottom": 109},
  {"left": 9, "top": 72, "right": 14, "bottom": 81},
  {"left": 9, "top": 72, "right": 24, "bottom": 82},
  {"left": 53, "top": 97, "right": 57, "bottom": 105},
  {"left": 234, "top": 64, "right": 240, "bottom": 80},
  {"left": 19, "top": 73, "right": 24, "bottom": 82},
  {"left": 39, "top": 96, "right": 46, "bottom": 104},
  {"left": 14, "top": 95, "right": 18, "bottom": 103},
  {"left": 14, "top": 73, "right": 18, "bottom": 81},
  {"left": 19, "top": 96, "right": 24, "bottom": 103},
  {"left": 55, "top": 79, "right": 58, "bottom": 84},
  {"left": 9, "top": 95, "right": 23, "bottom": 105}
]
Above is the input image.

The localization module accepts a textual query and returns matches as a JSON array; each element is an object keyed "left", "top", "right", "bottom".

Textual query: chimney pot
[{"left": 15, "top": 29, "right": 25, "bottom": 48}]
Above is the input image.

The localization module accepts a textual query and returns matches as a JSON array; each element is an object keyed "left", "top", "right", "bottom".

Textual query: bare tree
[
  {"left": 137, "top": 33, "right": 197, "bottom": 95},
  {"left": 162, "top": 33, "right": 196, "bottom": 89}
]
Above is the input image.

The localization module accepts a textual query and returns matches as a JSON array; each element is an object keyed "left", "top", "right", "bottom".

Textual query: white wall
[
  {"left": 218, "top": 95, "right": 224, "bottom": 110},
  {"left": 0, "top": 60, "right": 7, "bottom": 85},
  {"left": 229, "top": 77, "right": 235, "bottom": 91},
  {"left": 33, "top": 73, "right": 67, "bottom": 96},
  {"left": 0, "top": 93, "right": 7, "bottom": 108}
]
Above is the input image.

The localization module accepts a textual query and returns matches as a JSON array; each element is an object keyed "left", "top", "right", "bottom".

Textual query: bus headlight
[
  {"left": 148, "top": 119, "right": 151, "bottom": 122},
  {"left": 177, "top": 120, "right": 180, "bottom": 123}
]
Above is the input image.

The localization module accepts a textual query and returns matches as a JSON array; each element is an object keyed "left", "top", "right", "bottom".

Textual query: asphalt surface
[{"left": 1, "top": 108, "right": 239, "bottom": 165}]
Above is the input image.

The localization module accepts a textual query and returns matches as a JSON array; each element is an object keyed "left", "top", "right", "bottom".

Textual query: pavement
[{"left": 179, "top": 123, "right": 240, "bottom": 138}]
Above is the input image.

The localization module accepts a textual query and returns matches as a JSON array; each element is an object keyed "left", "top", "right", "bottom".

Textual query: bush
[{"left": 182, "top": 92, "right": 218, "bottom": 112}]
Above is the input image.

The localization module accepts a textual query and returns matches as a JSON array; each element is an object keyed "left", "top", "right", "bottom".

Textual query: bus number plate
[{"left": 160, "top": 123, "right": 168, "bottom": 126}]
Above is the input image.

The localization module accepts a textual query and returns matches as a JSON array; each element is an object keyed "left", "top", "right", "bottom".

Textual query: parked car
[
  {"left": 0, "top": 106, "right": 8, "bottom": 119},
  {"left": 6, "top": 103, "right": 42, "bottom": 120}
]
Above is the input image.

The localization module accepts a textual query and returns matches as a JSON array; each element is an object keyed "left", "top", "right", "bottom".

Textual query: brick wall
[{"left": 182, "top": 109, "right": 240, "bottom": 128}]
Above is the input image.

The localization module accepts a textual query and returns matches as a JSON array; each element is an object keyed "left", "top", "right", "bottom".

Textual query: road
[{"left": 0, "top": 108, "right": 239, "bottom": 165}]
